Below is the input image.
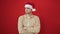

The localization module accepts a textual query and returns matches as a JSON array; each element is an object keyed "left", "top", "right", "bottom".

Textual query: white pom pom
[{"left": 32, "top": 9, "right": 36, "bottom": 11}]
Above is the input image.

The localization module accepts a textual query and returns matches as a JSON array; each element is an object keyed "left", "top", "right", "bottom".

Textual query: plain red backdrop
[{"left": 0, "top": 0, "right": 60, "bottom": 34}]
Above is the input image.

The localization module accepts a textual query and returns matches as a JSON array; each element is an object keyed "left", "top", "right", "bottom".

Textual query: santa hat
[{"left": 24, "top": 2, "right": 36, "bottom": 12}]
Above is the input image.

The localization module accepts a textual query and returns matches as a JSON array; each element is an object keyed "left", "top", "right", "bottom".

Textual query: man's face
[{"left": 25, "top": 7, "right": 32, "bottom": 14}]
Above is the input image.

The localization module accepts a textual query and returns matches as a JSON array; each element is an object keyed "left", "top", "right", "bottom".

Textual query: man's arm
[
  {"left": 33, "top": 16, "right": 41, "bottom": 33},
  {"left": 18, "top": 16, "right": 23, "bottom": 34}
]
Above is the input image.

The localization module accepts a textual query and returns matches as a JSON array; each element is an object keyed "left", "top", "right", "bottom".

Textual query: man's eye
[{"left": 27, "top": 8, "right": 30, "bottom": 9}]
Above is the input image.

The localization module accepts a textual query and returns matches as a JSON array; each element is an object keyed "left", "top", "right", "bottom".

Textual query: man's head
[{"left": 24, "top": 2, "right": 36, "bottom": 14}]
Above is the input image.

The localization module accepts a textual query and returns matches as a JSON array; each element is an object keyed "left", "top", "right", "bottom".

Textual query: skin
[
  {"left": 25, "top": 7, "right": 32, "bottom": 16},
  {"left": 24, "top": 7, "right": 33, "bottom": 31},
  {"left": 18, "top": 7, "right": 40, "bottom": 34}
]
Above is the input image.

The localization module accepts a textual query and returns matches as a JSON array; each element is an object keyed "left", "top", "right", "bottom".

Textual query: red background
[{"left": 0, "top": 0, "right": 60, "bottom": 34}]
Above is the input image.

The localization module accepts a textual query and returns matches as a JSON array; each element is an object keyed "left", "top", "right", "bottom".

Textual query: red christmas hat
[{"left": 24, "top": 2, "right": 36, "bottom": 11}]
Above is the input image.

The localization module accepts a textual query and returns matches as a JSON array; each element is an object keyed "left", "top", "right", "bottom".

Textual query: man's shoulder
[
  {"left": 18, "top": 15, "right": 24, "bottom": 18},
  {"left": 33, "top": 15, "right": 40, "bottom": 20},
  {"left": 33, "top": 15, "right": 39, "bottom": 18}
]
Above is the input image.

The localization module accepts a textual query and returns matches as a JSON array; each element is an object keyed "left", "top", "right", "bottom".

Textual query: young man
[{"left": 18, "top": 2, "right": 41, "bottom": 34}]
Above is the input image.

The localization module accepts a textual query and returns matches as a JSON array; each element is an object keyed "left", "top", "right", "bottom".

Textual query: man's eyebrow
[{"left": 25, "top": 7, "right": 31, "bottom": 9}]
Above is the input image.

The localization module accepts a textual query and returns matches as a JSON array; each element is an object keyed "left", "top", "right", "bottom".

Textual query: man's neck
[{"left": 25, "top": 13, "right": 33, "bottom": 17}]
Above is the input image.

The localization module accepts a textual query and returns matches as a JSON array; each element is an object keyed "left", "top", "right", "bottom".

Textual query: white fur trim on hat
[
  {"left": 25, "top": 4, "right": 33, "bottom": 9},
  {"left": 24, "top": 4, "right": 36, "bottom": 11},
  {"left": 32, "top": 8, "right": 36, "bottom": 11}
]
